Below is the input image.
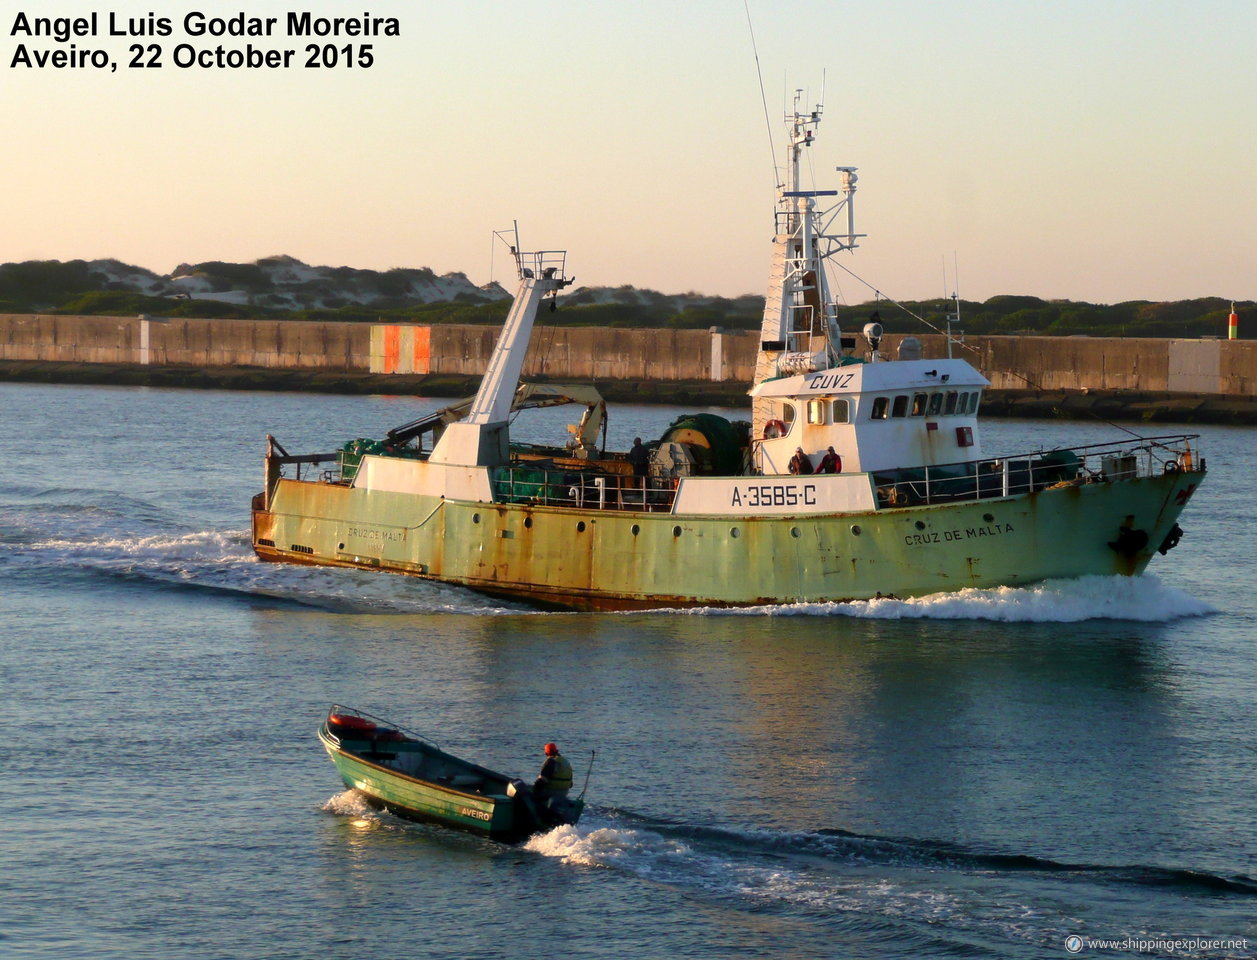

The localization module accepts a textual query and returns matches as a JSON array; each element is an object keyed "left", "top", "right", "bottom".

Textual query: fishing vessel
[
  {"left": 318, "top": 706, "right": 585, "bottom": 842},
  {"left": 251, "top": 99, "right": 1205, "bottom": 610}
]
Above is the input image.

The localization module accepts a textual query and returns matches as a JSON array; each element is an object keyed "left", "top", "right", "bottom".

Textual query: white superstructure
[{"left": 748, "top": 94, "right": 988, "bottom": 476}]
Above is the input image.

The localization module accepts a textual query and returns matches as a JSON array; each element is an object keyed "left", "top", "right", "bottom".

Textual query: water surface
[{"left": 1, "top": 382, "right": 1253, "bottom": 959}]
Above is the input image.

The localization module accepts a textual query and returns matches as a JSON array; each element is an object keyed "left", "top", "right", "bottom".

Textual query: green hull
[
  {"left": 258, "top": 466, "right": 1201, "bottom": 611},
  {"left": 319, "top": 727, "right": 520, "bottom": 839},
  {"left": 318, "top": 710, "right": 584, "bottom": 842}
]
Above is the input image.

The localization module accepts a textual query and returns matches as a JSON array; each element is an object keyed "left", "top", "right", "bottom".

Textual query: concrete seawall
[
  {"left": 5, "top": 359, "right": 1256, "bottom": 425},
  {"left": 0, "top": 314, "right": 365, "bottom": 370},
  {"left": 1, "top": 313, "right": 1253, "bottom": 407}
]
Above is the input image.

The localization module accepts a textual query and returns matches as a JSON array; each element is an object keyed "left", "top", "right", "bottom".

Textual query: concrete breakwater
[
  {"left": 4, "top": 359, "right": 1256, "bottom": 425},
  {"left": 1, "top": 313, "right": 1254, "bottom": 422}
]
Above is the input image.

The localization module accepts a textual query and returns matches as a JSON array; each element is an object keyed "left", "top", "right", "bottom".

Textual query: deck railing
[
  {"left": 491, "top": 466, "right": 678, "bottom": 512},
  {"left": 265, "top": 432, "right": 1201, "bottom": 515},
  {"left": 869, "top": 433, "right": 1200, "bottom": 508}
]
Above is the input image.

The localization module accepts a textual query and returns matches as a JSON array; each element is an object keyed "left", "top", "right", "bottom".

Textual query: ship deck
[{"left": 267, "top": 432, "right": 1201, "bottom": 514}]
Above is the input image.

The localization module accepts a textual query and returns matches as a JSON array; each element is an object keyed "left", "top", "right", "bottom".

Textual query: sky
[{"left": 2, "top": 0, "right": 1254, "bottom": 304}]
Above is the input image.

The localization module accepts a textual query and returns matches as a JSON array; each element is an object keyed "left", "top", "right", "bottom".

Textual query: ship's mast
[{"left": 751, "top": 93, "right": 862, "bottom": 436}]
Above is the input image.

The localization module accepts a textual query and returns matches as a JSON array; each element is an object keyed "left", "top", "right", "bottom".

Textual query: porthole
[
  {"left": 576, "top": 521, "right": 586, "bottom": 533},
  {"left": 790, "top": 527, "right": 801, "bottom": 538},
  {"left": 850, "top": 524, "right": 862, "bottom": 536},
  {"left": 914, "top": 521, "right": 926, "bottom": 531},
  {"left": 472, "top": 513, "right": 480, "bottom": 524},
  {"left": 730, "top": 527, "right": 740, "bottom": 539},
  {"left": 337, "top": 542, "right": 345, "bottom": 550},
  {"left": 524, "top": 517, "right": 533, "bottom": 529},
  {"left": 673, "top": 526, "right": 683, "bottom": 537},
  {"left": 983, "top": 513, "right": 994, "bottom": 523},
  {"left": 631, "top": 524, "right": 640, "bottom": 536}
]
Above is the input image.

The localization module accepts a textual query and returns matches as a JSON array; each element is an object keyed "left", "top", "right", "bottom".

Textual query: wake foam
[
  {"left": 321, "top": 789, "right": 377, "bottom": 818},
  {"left": 524, "top": 817, "right": 1254, "bottom": 957},
  {"left": 669, "top": 575, "right": 1214, "bottom": 623},
  {"left": 525, "top": 820, "right": 1030, "bottom": 936},
  {"left": 525, "top": 822, "right": 757, "bottom": 897},
  {"left": 9, "top": 527, "right": 528, "bottom": 614},
  {"left": 525, "top": 823, "right": 693, "bottom": 868}
]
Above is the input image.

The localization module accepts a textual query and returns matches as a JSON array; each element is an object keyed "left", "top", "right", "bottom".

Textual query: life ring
[
  {"left": 763, "top": 419, "right": 787, "bottom": 440},
  {"left": 1163, "top": 461, "right": 1180, "bottom": 474},
  {"left": 328, "top": 713, "right": 376, "bottom": 733}
]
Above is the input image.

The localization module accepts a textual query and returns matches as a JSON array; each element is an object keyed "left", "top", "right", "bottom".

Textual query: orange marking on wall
[
  {"left": 383, "top": 326, "right": 400, "bottom": 374},
  {"left": 413, "top": 326, "right": 430, "bottom": 374}
]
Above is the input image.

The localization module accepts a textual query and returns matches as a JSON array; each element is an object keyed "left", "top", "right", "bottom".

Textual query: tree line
[{"left": 0, "top": 259, "right": 1248, "bottom": 339}]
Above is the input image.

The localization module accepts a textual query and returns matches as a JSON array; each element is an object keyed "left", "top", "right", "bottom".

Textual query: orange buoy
[
  {"left": 329, "top": 713, "right": 376, "bottom": 733},
  {"left": 1229, "top": 303, "right": 1239, "bottom": 341}
]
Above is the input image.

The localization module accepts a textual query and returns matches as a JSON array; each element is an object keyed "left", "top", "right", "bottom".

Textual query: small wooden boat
[{"left": 318, "top": 705, "right": 585, "bottom": 843}]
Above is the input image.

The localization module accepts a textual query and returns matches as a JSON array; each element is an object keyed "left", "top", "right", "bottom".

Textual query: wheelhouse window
[
  {"left": 891, "top": 395, "right": 909, "bottom": 418},
  {"left": 911, "top": 393, "right": 927, "bottom": 416},
  {"left": 944, "top": 391, "right": 958, "bottom": 415},
  {"left": 927, "top": 393, "right": 943, "bottom": 416},
  {"left": 807, "top": 399, "right": 829, "bottom": 425},
  {"left": 870, "top": 397, "right": 890, "bottom": 420},
  {"left": 782, "top": 402, "right": 797, "bottom": 424},
  {"left": 831, "top": 399, "right": 850, "bottom": 424}
]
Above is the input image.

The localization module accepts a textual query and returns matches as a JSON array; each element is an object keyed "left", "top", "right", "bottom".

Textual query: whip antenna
[
  {"left": 578, "top": 749, "right": 595, "bottom": 801},
  {"left": 743, "top": 0, "right": 778, "bottom": 187}
]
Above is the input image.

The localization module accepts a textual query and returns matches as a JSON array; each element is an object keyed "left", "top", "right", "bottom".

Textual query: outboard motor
[
  {"left": 507, "top": 778, "right": 543, "bottom": 830},
  {"left": 505, "top": 779, "right": 528, "bottom": 798}
]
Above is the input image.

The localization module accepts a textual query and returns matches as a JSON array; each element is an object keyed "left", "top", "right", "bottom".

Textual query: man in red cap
[{"left": 534, "top": 742, "right": 573, "bottom": 810}]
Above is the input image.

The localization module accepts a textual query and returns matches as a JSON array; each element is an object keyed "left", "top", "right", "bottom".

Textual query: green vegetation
[
  {"left": 54, "top": 290, "right": 259, "bottom": 319},
  {"left": 185, "top": 261, "right": 268, "bottom": 292},
  {"left": 833, "top": 296, "right": 1250, "bottom": 340},
  {"left": 0, "top": 260, "right": 111, "bottom": 309},
  {"left": 0, "top": 257, "right": 1248, "bottom": 338}
]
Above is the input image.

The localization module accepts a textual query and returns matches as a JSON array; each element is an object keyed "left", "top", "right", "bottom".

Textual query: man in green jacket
[{"left": 534, "top": 742, "right": 573, "bottom": 808}]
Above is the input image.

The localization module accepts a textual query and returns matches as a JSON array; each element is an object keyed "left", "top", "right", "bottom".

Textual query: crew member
[
  {"left": 628, "top": 437, "right": 650, "bottom": 493},
  {"left": 816, "top": 446, "right": 841, "bottom": 473},
  {"left": 789, "top": 447, "right": 814, "bottom": 475},
  {"left": 535, "top": 742, "right": 574, "bottom": 806},
  {"left": 628, "top": 437, "right": 650, "bottom": 477}
]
